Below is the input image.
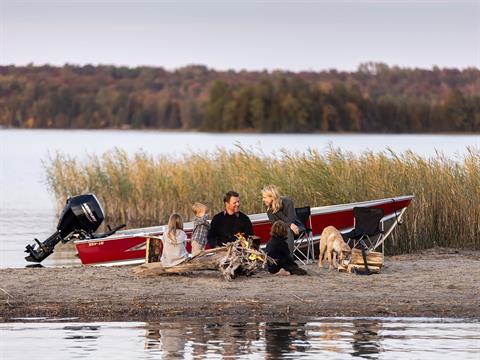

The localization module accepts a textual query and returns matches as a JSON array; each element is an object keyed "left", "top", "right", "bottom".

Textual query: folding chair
[
  {"left": 293, "top": 206, "right": 315, "bottom": 264},
  {"left": 343, "top": 207, "right": 385, "bottom": 253}
]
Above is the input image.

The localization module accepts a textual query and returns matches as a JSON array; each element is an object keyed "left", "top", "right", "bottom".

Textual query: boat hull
[{"left": 75, "top": 195, "right": 414, "bottom": 266}]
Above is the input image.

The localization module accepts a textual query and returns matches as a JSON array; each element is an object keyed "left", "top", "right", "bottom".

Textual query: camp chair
[
  {"left": 293, "top": 206, "right": 315, "bottom": 264},
  {"left": 343, "top": 207, "right": 385, "bottom": 253}
]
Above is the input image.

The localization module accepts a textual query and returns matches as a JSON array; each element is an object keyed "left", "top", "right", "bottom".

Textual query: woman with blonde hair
[
  {"left": 261, "top": 185, "right": 299, "bottom": 255},
  {"left": 161, "top": 213, "right": 188, "bottom": 267}
]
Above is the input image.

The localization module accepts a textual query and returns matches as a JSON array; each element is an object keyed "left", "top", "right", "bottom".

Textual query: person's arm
[
  {"left": 282, "top": 198, "right": 300, "bottom": 235},
  {"left": 265, "top": 239, "right": 282, "bottom": 273},
  {"left": 178, "top": 230, "right": 187, "bottom": 243},
  {"left": 283, "top": 198, "right": 296, "bottom": 224},
  {"left": 244, "top": 214, "right": 254, "bottom": 236},
  {"left": 266, "top": 210, "right": 277, "bottom": 223},
  {"left": 207, "top": 215, "right": 219, "bottom": 248},
  {"left": 270, "top": 199, "right": 294, "bottom": 225}
]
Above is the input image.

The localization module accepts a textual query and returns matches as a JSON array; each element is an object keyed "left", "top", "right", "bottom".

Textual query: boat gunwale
[
  {"left": 74, "top": 195, "right": 414, "bottom": 245},
  {"left": 84, "top": 211, "right": 408, "bottom": 266}
]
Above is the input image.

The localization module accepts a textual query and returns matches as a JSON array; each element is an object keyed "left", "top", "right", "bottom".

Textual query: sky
[{"left": 1, "top": 0, "right": 479, "bottom": 72}]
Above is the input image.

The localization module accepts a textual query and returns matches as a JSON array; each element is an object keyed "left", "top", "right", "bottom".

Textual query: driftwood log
[
  {"left": 346, "top": 264, "right": 382, "bottom": 274},
  {"left": 133, "top": 237, "right": 274, "bottom": 281},
  {"left": 339, "top": 249, "right": 384, "bottom": 274},
  {"left": 348, "top": 249, "right": 384, "bottom": 266}
]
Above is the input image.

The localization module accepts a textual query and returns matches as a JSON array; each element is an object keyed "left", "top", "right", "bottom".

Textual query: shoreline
[
  {"left": 2, "top": 127, "right": 480, "bottom": 135},
  {"left": 1, "top": 248, "right": 479, "bottom": 322}
]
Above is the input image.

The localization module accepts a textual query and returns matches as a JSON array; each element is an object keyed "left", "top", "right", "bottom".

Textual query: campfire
[{"left": 133, "top": 234, "right": 274, "bottom": 281}]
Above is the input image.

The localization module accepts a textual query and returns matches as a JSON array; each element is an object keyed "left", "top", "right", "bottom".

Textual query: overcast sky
[{"left": 1, "top": 0, "right": 479, "bottom": 71}]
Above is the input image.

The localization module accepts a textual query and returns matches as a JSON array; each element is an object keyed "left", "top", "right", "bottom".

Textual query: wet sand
[{"left": 1, "top": 248, "right": 479, "bottom": 321}]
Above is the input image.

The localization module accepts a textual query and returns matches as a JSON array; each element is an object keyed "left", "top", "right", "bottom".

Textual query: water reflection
[
  {"left": 2, "top": 318, "right": 479, "bottom": 360},
  {"left": 145, "top": 323, "right": 187, "bottom": 359},
  {"left": 141, "top": 320, "right": 393, "bottom": 359},
  {"left": 264, "top": 322, "right": 310, "bottom": 358},
  {"left": 351, "top": 319, "right": 383, "bottom": 359}
]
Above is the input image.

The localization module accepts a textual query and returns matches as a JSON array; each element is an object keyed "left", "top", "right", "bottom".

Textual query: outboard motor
[{"left": 25, "top": 194, "right": 125, "bottom": 263}]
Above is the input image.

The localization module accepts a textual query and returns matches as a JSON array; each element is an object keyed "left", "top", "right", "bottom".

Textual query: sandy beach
[{"left": 1, "top": 247, "right": 479, "bottom": 322}]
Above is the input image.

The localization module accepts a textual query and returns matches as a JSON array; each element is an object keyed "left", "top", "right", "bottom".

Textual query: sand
[{"left": 1, "top": 247, "right": 479, "bottom": 322}]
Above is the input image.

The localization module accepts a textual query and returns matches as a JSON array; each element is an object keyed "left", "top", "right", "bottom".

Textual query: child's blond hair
[{"left": 192, "top": 202, "right": 208, "bottom": 217}]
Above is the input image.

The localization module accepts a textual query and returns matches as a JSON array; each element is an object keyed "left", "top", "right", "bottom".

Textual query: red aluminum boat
[{"left": 74, "top": 195, "right": 414, "bottom": 266}]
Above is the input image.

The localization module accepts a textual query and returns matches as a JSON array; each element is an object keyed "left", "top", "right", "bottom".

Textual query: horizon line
[{"left": 1, "top": 61, "right": 479, "bottom": 73}]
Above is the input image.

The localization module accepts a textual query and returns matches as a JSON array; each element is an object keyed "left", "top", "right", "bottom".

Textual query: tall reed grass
[{"left": 45, "top": 147, "right": 480, "bottom": 254}]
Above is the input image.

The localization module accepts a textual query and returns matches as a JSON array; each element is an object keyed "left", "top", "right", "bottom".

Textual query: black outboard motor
[{"left": 25, "top": 194, "right": 125, "bottom": 263}]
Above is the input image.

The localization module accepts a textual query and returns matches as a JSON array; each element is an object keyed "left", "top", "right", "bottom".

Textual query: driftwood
[
  {"left": 349, "top": 249, "right": 384, "bottom": 266},
  {"left": 133, "top": 236, "right": 274, "bottom": 281},
  {"left": 346, "top": 264, "right": 382, "bottom": 274},
  {"left": 338, "top": 249, "right": 384, "bottom": 273}
]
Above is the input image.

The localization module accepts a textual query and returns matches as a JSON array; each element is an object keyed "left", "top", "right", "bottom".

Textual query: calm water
[
  {"left": 1, "top": 317, "right": 478, "bottom": 359},
  {"left": 0, "top": 129, "right": 479, "bottom": 268}
]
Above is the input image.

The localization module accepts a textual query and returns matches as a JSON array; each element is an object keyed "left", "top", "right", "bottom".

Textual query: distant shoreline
[
  {"left": 1, "top": 127, "right": 480, "bottom": 136},
  {"left": 1, "top": 248, "right": 479, "bottom": 322},
  {"left": 2, "top": 65, "right": 479, "bottom": 133}
]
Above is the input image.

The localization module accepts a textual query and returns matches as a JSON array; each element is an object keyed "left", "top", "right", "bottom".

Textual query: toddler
[{"left": 191, "top": 202, "right": 210, "bottom": 256}]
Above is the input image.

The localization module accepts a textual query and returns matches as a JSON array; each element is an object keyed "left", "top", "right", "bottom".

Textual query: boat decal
[
  {"left": 88, "top": 241, "right": 104, "bottom": 247},
  {"left": 126, "top": 241, "right": 147, "bottom": 252},
  {"left": 81, "top": 203, "right": 97, "bottom": 223}
]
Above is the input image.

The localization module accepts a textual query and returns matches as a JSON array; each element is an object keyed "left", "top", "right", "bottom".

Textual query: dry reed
[{"left": 45, "top": 147, "right": 480, "bottom": 254}]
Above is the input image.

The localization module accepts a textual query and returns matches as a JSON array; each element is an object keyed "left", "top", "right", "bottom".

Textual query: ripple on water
[{"left": 1, "top": 317, "right": 479, "bottom": 360}]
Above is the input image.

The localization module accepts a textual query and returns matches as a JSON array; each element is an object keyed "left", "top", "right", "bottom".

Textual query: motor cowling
[
  {"left": 57, "top": 194, "right": 105, "bottom": 237},
  {"left": 25, "top": 193, "right": 124, "bottom": 263}
]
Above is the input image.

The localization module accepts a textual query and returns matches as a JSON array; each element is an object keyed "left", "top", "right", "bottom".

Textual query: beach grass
[{"left": 45, "top": 147, "right": 480, "bottom": 254}]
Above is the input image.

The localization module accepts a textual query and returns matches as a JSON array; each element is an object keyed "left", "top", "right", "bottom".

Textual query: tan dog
[{"left": 318, "top": 226, "right": 352, "bottom": 270}]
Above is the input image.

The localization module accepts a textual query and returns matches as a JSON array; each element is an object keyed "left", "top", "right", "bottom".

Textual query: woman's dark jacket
[{"left": 266, "top": 197, "right": 296, "bottom": 226}]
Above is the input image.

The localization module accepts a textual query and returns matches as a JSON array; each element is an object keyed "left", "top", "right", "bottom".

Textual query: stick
[{"left": 0, "top": 287, "right": 12, "bottom": 298}]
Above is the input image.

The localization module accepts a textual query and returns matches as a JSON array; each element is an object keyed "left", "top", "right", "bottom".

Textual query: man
[{"left": 207, "top": 190, "right": 254, "bottom": 248}]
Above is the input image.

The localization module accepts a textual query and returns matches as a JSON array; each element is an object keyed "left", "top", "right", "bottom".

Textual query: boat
[{"left": 74, "top": 195, "right": 414, "bottom": 266}]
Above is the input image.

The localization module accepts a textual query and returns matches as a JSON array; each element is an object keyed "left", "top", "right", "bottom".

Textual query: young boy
[{"left": 191, "top": 202, "right": 210, "bottom": 256}]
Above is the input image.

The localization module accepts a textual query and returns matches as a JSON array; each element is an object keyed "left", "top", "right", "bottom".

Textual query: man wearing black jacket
[{"left": 207, "top": 190, "right": 253, "bottom": 248}]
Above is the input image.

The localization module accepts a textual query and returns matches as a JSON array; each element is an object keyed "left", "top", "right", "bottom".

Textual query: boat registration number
[{"left": 88, "top": 241, "right": 104, "bottom": 247}]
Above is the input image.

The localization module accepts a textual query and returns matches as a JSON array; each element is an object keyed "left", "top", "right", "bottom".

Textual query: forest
[{"left": 1, "top": 63, "right": 479, "bottom": 132}]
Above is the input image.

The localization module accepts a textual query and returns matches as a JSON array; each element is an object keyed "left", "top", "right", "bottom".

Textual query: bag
[{"left": 292, "top": 219, "right": 306, "bottom": 233}]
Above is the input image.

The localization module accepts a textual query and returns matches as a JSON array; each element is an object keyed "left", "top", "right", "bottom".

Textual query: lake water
[
  {"left": 0, "top": 129, "right": 479, "bottom": 268},
  {"left": 1, "top": 317, "right": 479, "bottom": 359}
]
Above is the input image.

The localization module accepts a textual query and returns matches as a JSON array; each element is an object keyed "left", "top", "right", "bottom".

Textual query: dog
[{"left": 318, "top": 226, "right": 352, "bottom": 270}]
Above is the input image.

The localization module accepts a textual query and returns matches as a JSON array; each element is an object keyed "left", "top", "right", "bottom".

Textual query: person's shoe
[{"left": 290, "top": 267, "right": 308, "bottom": 276}]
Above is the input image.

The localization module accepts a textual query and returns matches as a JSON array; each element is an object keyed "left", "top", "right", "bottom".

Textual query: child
[
  {"left": 161, "top": 213, "right": 188, "bottom": 267},
  {"left": 191, "top": 202, "right": 210, "bottom": 256},
  {"left": 265, "top": 220, "right": 307, "bottom": 276}
]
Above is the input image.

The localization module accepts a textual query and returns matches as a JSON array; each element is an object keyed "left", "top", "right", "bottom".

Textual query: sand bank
[{"left": 1, "top": 248, "right": 479, "bottom": 321}]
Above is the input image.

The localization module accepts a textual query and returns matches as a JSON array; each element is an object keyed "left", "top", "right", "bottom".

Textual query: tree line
[{"left": 1, "top": 63, "right": 479, "bottom": 132}]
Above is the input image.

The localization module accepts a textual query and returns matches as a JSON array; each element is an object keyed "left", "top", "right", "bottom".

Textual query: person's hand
[{"left": 290, "top": 223, "right": 299, "bottom": 235}]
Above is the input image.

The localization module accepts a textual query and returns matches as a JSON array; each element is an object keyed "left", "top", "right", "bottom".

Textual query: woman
[
  {"left": 261, "top": 184, "right": 299, "bottom": 255},
  {"left": 161, "top": 213, "right": 188, "bottom": 267}
]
